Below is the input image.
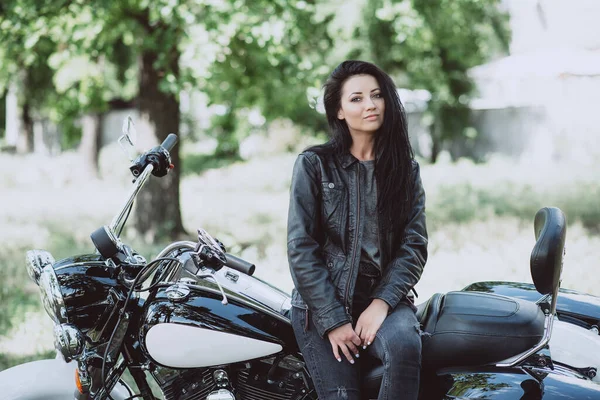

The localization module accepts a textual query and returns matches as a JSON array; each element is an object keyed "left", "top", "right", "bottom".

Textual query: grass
[
  {"left": 0, "top": 350, "right": 56, "bottom": 372},
  {"left": 426, "top": 180, "right": 600, "bottom": 233},
  {"left": 1, "top": 149, "right": 599, "bottom": 374},
  {"left": 181, "top": 152, "right": 242, "bottom": 177}
]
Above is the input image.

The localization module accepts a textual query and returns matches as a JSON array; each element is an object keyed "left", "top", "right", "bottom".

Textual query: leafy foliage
[
  {"left": 184, "top": 0, "right": 334, "bottom": 155},
  {"left": 0, "top": 0, "right": 508, "bottom": 160},
  {"left": 0, "top": 1, "right": 334, "bottom": 153},
  {"left": 351, "top": 0, "right": 510, "bottom": 161}
]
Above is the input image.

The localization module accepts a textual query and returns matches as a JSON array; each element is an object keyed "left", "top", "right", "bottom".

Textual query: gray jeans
[{"left": 292, "top": 303, "right": 421, "bottom": 400}]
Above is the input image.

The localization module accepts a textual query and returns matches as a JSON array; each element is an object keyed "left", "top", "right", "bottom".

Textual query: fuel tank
[{"left": 141, "top": 278, "right": 298, "bottom": 369}]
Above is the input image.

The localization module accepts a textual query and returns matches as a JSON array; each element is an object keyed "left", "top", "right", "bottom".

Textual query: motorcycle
[{"left": 1, "top": 119, "right": 599, "bottom": 400}]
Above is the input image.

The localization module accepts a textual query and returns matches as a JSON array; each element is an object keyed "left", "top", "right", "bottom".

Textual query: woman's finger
[
  {"left": 347, "top": 339, "right": 360, "bottom": 358},
  {"left": 354, "top": 323, "right": 363, "bottom": 341},
  {"left": 355, "top": 320, "right": 367, "bottom": 349},
  {"left": 367, "top": 333, "right": 376, "bottom": 347},
  {"left": 356, "top": 327, "right": 368, "bottom": 348},
  {"left": 351, "top": 331, "right": 362, "bottom": 347},
  {"left": 329, "top": 338, "right": 342, "bottom": 362},
  {"left": 340, "top": 343, "right": 355, "bottom": 364}
]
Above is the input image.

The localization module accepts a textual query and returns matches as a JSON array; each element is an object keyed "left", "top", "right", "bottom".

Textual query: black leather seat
[
  {"left": 360, "top": 291, "right": 545, "bottom": 398},
  {"left": 420, "top": 291, "right": 545, "bottom": 368}
]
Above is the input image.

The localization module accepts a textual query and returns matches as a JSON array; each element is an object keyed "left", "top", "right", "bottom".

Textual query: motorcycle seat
[
  {"left": 360, "top": 291, "right": 545, "bottom": 397},
  {"left": 419, "top": 291, "right": 545, "bottom": 368}
]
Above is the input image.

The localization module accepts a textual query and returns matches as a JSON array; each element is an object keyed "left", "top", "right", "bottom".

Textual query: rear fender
[
  {"left": 429, "top": 368, "right": 600, "bottom": 399},
  {"left": 550, "top": 319, "right": 600, "bottom": 383},
  {"left": 0, "top": 356, "right": 132, "bottom": 399},
  {"left": 463, "top": 281, "right": 600, "bottom": 329}
]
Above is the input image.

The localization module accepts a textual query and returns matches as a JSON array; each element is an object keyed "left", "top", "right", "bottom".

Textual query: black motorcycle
[{"left": 1, "top": 121, "right": 599, "bottom": 399}]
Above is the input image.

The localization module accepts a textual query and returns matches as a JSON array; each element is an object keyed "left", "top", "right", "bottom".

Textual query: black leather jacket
[{"left": 287, "top": 150, "right": 428, "bottom": 337}]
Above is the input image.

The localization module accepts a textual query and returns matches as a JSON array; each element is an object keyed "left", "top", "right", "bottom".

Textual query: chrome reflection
[
  {"left": 25, "top": 249, "right": 55, "bottom": 285},
  {"left": 39, "top": 265, "right": 68, "bottom": 324},
  {"left": 54, "top": 324, "right": 84, "bottom": 362}
]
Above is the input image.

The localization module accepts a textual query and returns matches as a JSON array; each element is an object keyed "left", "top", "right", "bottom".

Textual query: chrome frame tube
[
  {"left": 109, "top": 164, "right": 154, "bottom": 236},
  {"left": 156, "top": 241, "right": 196, "bottom": 283},
  {"left": 496, "top": 310, "right": 554, "bottom": 368},
  {"left": 550, "top": 289, "right": 559, "bottom": 316},
  {"left": 134, "top": 241, "right": 196, "bottom": 285},
  {"left": 497, "top": 247, "right": 563, "bottom": 368},
  {"left": 535, "top": 293, "right": 551, "bottom": 305},
  {"left": 155, "top": 241, "right": 196, "bottom": 259}
]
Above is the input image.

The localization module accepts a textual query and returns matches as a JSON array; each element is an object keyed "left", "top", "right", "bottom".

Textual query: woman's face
[{"left": 337, "top": 74, "right": 385, "bottom": 137}]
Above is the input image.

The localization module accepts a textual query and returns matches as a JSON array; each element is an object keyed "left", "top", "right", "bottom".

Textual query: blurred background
[{"left": 1, "top": 0, "right": 599, "bottom": 370}]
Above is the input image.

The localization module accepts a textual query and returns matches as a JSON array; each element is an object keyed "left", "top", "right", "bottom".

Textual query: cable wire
[{"left": 101, "top": 257, "right": 181, "bottom": 399}]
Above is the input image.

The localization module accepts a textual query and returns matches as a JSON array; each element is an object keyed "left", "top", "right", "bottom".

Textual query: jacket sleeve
[
  {"left": 287, "top": 153, "right": 351, "bottom": 337},
  {"left": 371, "top": 161, "right": 428, "bottom": 309}
]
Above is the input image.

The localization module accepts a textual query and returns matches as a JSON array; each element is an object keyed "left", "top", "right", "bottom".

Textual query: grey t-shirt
[
  {"left": 358, "top": 160, "right": 381, "bottom": 278},
  {"left": 353, "top": 160, "right": 382, "bottom": 312}
]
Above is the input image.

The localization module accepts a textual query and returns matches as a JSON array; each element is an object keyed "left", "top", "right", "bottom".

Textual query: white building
[{"left": 463, "top": 0, "right": 600, "bottom": 163}]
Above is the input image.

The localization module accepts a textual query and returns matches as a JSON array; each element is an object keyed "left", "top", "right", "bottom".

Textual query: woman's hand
[
  {"left": 327, "top": 323, "right": 362, "bottom": 364},
  {"left": 355, "top": 299, "right": 390, "bottom": 348}
]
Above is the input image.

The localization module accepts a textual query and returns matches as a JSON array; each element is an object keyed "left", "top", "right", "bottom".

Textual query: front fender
[{"left": 0, "top": 356, "right": 131, "bottom": 399}]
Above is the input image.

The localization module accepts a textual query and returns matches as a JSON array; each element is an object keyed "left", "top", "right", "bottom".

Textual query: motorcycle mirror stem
[
  {"left": 110, "top": 132, "right": 179, "bottom": 237},
  {"left": 109, "top": 162, "right": 155, "bottom": 236},
  {"left": 92, "top": 128, "right": 178, "bottom": 267},
  {"left": 118, "top": 116, "right": 138, "bottom": 161}
]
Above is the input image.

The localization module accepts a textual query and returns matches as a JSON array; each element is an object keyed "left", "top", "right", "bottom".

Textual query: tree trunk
[
  {"left": 429, "top": 120, "right": 441, "bottom": 164},
  {"left": 5, "top": 82, "right": 19, "bottom": 151},
  {"left": 133, "top": 48, "right": 186, "bottom": 242},
  {"left": 79, "top": 113, "right": 102, "bottom": 178},
  {"left": 19, "top": 100, "right": 34, "bottom": 153}
]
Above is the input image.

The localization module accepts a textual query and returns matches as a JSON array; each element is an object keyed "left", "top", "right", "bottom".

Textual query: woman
[{"left": 287, "top": 60, "right": 428, "bottom": 400}]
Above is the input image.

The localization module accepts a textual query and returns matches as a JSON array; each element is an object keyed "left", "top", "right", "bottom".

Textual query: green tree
[
  {"left": 351, "top": 0, "right": 510, "bottom": 162},
  {"left": 0, "top": 1, "right": 134, "bottom": 159},
  {"left": 0, "top": 3, "right": 58, "bottom": 153},
  {"left": 187, "top": 0, "right": 333, "bottom": 157},
  {"left": 0, "top": 0, "right": 183, "bottom": 240},
  {"left": 0, "top": 0, "right": 335, "bottom": 241}
]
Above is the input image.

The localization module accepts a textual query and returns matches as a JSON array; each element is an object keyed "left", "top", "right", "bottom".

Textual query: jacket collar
[{"left": 336, "top": 152, "right": 359, "bottom": 169}]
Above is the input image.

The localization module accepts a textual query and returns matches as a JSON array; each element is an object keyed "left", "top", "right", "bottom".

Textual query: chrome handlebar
[{"left": 109, "top": 163, "right": 155, "bottom": 237}]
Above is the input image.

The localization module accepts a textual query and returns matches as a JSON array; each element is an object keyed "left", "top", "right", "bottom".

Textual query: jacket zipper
[{"left": 344, "top": 163, "right": 360, "bottom": 314}]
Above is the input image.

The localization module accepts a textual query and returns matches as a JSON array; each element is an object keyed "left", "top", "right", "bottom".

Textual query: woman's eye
[
  {"left": 351, "top": 97, "right": 361, "bottom": 102},
  {"left": 373, "top": 93, "right": 382, "bottom": 98}
]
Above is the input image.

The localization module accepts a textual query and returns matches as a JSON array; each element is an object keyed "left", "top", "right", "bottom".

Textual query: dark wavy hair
[{"left": 308, "top": 60, "right": 415, "bottom": 233}]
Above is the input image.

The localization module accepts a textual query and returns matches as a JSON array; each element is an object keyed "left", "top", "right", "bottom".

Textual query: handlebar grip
[
  {"left": 161, "top": 133, "right": 178, "bottom": 152},
  {"left": 225, "top": 253, "right": 255, "bottom": 276}
]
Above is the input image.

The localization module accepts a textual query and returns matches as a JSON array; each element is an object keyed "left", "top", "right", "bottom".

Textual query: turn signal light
[{"left": 75, "top": 369, "right": 85, "bottom": 394}]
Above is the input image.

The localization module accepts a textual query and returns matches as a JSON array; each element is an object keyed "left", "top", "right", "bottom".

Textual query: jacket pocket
[
  {"left": 321, "top": 181, "right": 346, "bottom": 232},
  {"left": 323, "top": 252, "right": 346, "bottom": 301}
]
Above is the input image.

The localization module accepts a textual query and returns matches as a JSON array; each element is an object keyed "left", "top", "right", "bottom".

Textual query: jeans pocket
[
  {"left": 291, "top": 290, "right": 309, "bottom": 309},
  {"left": 292, "top": 306, "right": 310, "bottom": 333}
]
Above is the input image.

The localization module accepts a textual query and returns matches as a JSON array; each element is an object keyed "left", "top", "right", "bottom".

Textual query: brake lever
[{"left": 196, "top": 271, "right": 229, "bottom": 305}]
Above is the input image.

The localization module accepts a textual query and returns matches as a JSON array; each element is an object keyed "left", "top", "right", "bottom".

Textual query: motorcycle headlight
[
  {"left": 54, "top": 324, "right": 84, "bottom": 362},
  {"left": 25, "top": 249, "right": 55, "bottom": 285},
  {"left": 39, "top": 265, "right": 68, "bottom": 324}
]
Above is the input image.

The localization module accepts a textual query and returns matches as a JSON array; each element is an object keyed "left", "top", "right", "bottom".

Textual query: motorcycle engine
[{"left": 151, "top": 354, "right": 316, "bottom": 400}]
